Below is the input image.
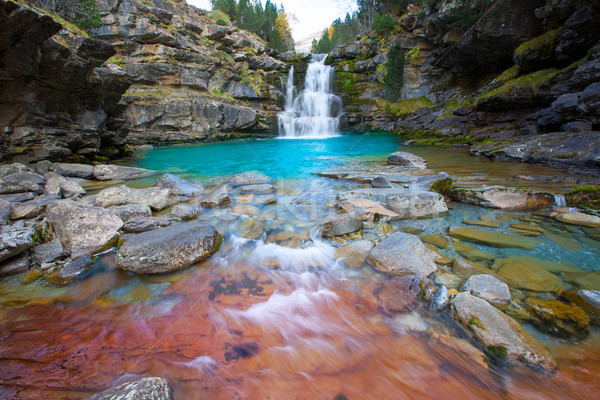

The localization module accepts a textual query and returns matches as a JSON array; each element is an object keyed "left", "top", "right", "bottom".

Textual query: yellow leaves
[{"left": 328, "top": 25, "right": 335, "bottom": 40}]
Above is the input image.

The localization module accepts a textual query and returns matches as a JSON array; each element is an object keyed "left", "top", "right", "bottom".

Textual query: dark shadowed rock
[
  {"left": 0, "top": 198, "right": 10, "bottom": 225},
  {"left": 0, "top": 225, "right": 35, "bottom": 262},
  {"left": 0, "top": 251, "right": 30, "bottom": 277},
  {"left": 524, "top": 297, "right": 589, "bottom": 339},
  {"left": 53, "top": 163, "right": 94, "bottom": 179},
  {"left": 367, "top": 232, "right": 437, "bottom": 276},
  {"left": 46, "top": 255, "right": 95, "bottom": 285},
  {"left": 94, "top": 185, "right": 170, "bottom": 211},
  {"left": 123, "top": 216, "right": 172, "bottom": 233},
  {"left": 93, "top": 165, "right": 152, "bottom": 181},
  {"left": 155, "top": 173, "right": 203, "bottom": 196},
  {"left": 47, "top": 200, "right": 123, "bottom": 258},
  {"left": 116, "top": 221, "right": 221, "bottom": 274},
  {"left": 86, "top": 377, "right": 173, "bottom": 400}
]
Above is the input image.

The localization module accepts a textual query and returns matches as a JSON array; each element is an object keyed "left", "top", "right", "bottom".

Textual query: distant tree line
[{"left": 210, "top": 0, "right": 294, "bottom": 52}]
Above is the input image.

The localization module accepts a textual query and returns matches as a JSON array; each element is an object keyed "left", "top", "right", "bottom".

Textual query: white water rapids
[{"left": 278, "top": 54, "right": 343, "bottom": 138}]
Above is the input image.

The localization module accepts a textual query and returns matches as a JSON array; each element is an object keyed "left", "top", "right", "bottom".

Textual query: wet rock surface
[
  {"left": 367, "top": 232, "right": 437, "bottom": 276},
  {"left": 86, "top": 377, "right": 174, "bottom": 400}
]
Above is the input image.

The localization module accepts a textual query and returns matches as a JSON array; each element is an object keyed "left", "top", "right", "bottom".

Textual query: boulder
[
  {"left": 338, "top": 188, "right": 447, "bottom": 219},
  {"left": 449, "top": 187, "right": 554, "bottom": 209},
  {"left": 335, "top": 240, "right": 374, "bottom": 269},
  {"left": 93, "top": 165, "right": 152, "bottom": 181},
  {"left": 94, "top": 185, "right": 170, "bottom": 211},
  {"left": 230, "top": 171, "right": 270, "bottom": 186},
  {"left": 0, "top": 251, "right": 30, "bottom": 277},
  {"left": 171, "top": 203, "right": 201, "bottom": 220},
  {"left": 155, "top": 173, "right": 203, "bottom": 197},
  {"left": 123, "top": 216, "right": 172, "bottom": 233},
  {"left": 116, "top": 221, "right": 221, "bottom": 274},
  {"left": 0, "top": 225, "right": 35, "bottom": 262},
  {"left": 47, "top": 200, "right": 123, "bottom": 258},
  {"left": 430, "top": 285, "right": 449, "bottom": 311},
  {"left": 451, "top": 292, "right": 556, "bottom": 371},
  {"left": 524, "top": 297, "right": 589, "bottom": 339},
  {"left": 53, "top": 163, "right": 94, "bottom": 179},
  {"left": 556, "top": 211, "right": 600, "bottom": 227},
  {"left": 462, "top": 274, "right": 511, "bottom": 305},
  {"left": 0, "top": 172, "right": 45, "bottom": 194},
  {"left": 200, "top": 185, "right": 231, "bottom": 208},
  {"left": 367, "top": 232, "right": 437, "bottom": 276},
  {"left": 10, "top": 195, "right": 60, "bottom": 220},
  {"left": 371, "top": 176, "right": 392, "bottom": 188},
  {"left": 320, "top": 213, "right": 363, "bottom": 237},
  {"left": 31, "top": 238, "right": 64, "bottom": 265},
  {"left": 337, "top": 199, "right": 399, "bottom": 222},
  {"left": 44, "top": 172, "right": 86, "bottom": 198},
  {"left": 448, "top": 226, "right": 541, "bottom": 250},
  {"left": 387, "top": 151, "right": 427, "bottom": 169},
  {"left": 109, "top": 204, "right": 152, "bottom": 222},
  {"left": 86, "top": 377, "right": 173, "bottom": 400}
]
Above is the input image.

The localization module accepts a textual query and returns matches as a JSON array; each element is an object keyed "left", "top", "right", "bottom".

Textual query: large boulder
[
  {"left": 86, "top": 377, "right": 173, "bottom": 400},
  {"left": 387, "top": 151, "right": 427, "bottom": 169},
  {"left": 367, "top": 232, "right": 437, "bottom": 276},
  {"left": 94, "top": 185, "right": 170, "bottom": 210},
  {"left": 462, "top": 274, "right": 511, "bottom": 305},
  {"left": 93, "top": 165, "right": 152, "bottom": 181},
  {"left": 155, "top": 173, "right": 203, "bottom": 197},
  {"left": 0, "top": 225, "right": 35, "bottom": 262},
  {"left": 451, "top": 292, "right": 556, "bottom": 372},
  {"left": 115, "top": 221, "right": 221, "bottom": 274},
  {"left": 47, "top": 200, "right": 123, "bottom": 258}
]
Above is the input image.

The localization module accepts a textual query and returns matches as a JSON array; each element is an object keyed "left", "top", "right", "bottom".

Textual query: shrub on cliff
[{"left": 31, "top": 0, "right": 102, "bottom": 32}]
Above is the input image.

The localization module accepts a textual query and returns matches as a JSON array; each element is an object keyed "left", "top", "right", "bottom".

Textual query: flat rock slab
[
  {"left": 0, "top": 225, "right": 35, "bottom": 262},
  {"left": 86, "top": 377, "right": 173, "bottom": 400},
  {"left": 494, "top": 258, "right": 564, "bottom": 292},
  {"left": 338, "top": 198, "right": 399, "bottom": 221},
  {"left": 47, "top": 200, "right": 123, "bottom": 258},
  {"left": 53, "top": 163, "right": 94, "bottom": 179},
  {"left": 448, "top": 226, "right": 541, "bottom": 250},
  {"left": 31, "top": 238, "right": 64, "bottom": 265},
  {"left": 367, "top": 232, "right": 437, "bottom": 276},
  {"left": 93, "top": 165, "right": 153, "bottom": 181},
  {"left": 116, "top": 221, "right": 221, "bottom": 274},
  {"left": 94, "top": 185, "right": 170, "bottom": 211},
  {"left": 10, "top": 195, "right": 60, "bottom": 220},
  {"left": 451, "top": 292, "right": 556, "bottom": 371},
  {"left": 338, "top": 188, "right": 447, "bottom": 219},
  {"left": 123, "top": 216, "right": 172, "bottom": 233},
  {"left": 155, "top": 173, "right": 203, "bottom": 197},
  {"left": 556, "top": 212, "right": 600, "bottom": 227}
]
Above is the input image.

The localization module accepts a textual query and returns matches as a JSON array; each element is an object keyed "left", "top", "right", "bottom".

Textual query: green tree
[{"left": 385, "top": 43, "right": 405, "bottom": 101}]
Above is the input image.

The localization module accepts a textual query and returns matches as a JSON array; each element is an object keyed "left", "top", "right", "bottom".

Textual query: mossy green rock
[
  {"left": 524, "top": 297, "right": 589, "bottom": 339},
  {"left": 430, "top": 177, "right": 452, "bottom": 195}
]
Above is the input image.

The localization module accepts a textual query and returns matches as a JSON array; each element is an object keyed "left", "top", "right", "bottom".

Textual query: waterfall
[
  {"left": 553, "top": 194, "right": 566, "bottom": 207},
  {"left": 278, "top": 54, "right": 343, "bottom": 138}
]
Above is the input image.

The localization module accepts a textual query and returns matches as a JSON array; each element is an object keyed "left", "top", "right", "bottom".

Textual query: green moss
[
  {"left": 566, "top": 185, "right": 600, "bottom": 210},
  {"left": 209, "top": 88, "right": 236, "bottom": 102},
  {"left": 407, "top": 47, "right": 420, "bottom": 65},
  {"left": 107, "top": 56, "right": 123, "bottom": 67},
  {"left": 468, "top": 313, "right": 487, "bottom": 331},
  {"left": 208, "top": 9, "right": 231, "bottom": 25},
  {"left": 430, "top": 177, "right": 453, "bottom": 195},
  {"left": 377, "top": 96, "right": 434, "bottom": 117},
  {"left": 495, "top": 66, "right": 520, "bottom": 84},
  {"left": 514, "top": 28, "right": 562, "bottom": 66},
  {"left": 474, "top": 68, "right": 561, "bottom": 107},
  {"left": 487, "top": 345, "right": 508, "bottom": 358}
]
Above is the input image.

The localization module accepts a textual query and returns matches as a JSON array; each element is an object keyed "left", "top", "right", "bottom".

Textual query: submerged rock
[
  {"left": 231, "top": 204, "right": 259, "bottom": 215},
  {"left": 523, "top": 297, "right": 589, "bottom": 339},
  {"left": 116, "top": 221, "right": 221, "bottom": 274},
  {"left": 45, "top": 255, "right": 95, "bottom": 285},
  {"left": 335, "top": 240, "right": 374, "bottom": 269},
  {"left": 420, "top": 233, "right": 449, "bottom": 249},
  {"left": 387, "top": 151, "right": 427, "bottom": 169},
  {"left": 239, "top": 184, "right": 274, "bottom": 194},
  {"left": 494, "top": 258, "right": 564, "bottom": 292},
  {"left": 448, "top": 226, "right": 540, "bottom": 250},
  {"left": 94, "top": 185, "right": 171, "bottom": 211},
  {"left": 563, "top": 290, "right": 600, "bottom": 324},
  {"left": 451, "top": 292, "right": 556, "bottom": 372},
  {"left": 367, "top": 232, "right": 437, "bottom": 276},
  {"left": 86, "top": 377, "right": 173, "bottom": 400},
  {"left": 371, "top": 176, "right": 392, "bottom": 188},
  {"left": 93, "top": 165, "right": 152, "bottom": 181},
  {"left": 320, "top": 213, "right": 363, "bottom": 237},
  {"left": 200, "top": 185, "right": 231, "bottom": 208},
  {"left": 453, "top": 241, "right": 496, "bottom": 263},
  {"left": 47, "top": 200, "right": 123, "bottom": 258},
  {"left": 230, "top": 171, "right": 270, "bottom": 186},
  {"left": 462, "top": 274, "right": 511, "bottom": 305}
]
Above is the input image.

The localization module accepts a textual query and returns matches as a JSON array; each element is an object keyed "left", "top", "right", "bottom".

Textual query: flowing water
[
  {"left": 1, "top": 134, "right": 600, "bottom": 399},
  {"left": 278, "top": 55, "right": 343, "bottom": 138}
]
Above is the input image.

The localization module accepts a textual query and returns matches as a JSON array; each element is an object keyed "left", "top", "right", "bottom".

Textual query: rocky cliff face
[
  {"left": 93, "top": 0, "right": 293, "bottom": 144},
  {"left": 328, "top": 0, "right": 600, "bottom": 174},
  {"left": 0, "top": 0, "right": 132, "bottom": 163}
]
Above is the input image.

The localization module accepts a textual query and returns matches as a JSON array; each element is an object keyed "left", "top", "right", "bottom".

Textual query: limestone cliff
[
  {"left": 0, "top": 0, "right": 132, "bottom": 163},
  {"left": 328, "top": 0, "right": 600, "bottom": 173},
  {"left": 93, "top": 0, "right": 292, "bottom": 144}
]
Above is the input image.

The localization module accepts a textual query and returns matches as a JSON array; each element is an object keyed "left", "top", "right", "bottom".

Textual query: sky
[{"left": 187, "top": 0, "right": 355, "bottom": 41}]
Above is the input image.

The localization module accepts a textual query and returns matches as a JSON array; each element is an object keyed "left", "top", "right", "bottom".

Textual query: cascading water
[{"left": 278, "top": 54, "right": 343, "bottom": 138}]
